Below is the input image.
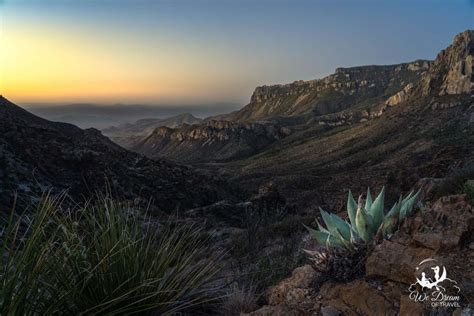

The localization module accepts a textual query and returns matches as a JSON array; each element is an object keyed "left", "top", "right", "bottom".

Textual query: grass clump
[{"left": 0, "top": 193, "right": 222, "bottom": 315}]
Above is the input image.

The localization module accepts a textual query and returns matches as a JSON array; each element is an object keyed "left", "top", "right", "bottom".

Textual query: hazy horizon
[
  {"left": 25, "top": 101, "right": 242, "bottom": 129},
  {"left": 1, "top": 0, "right": 473, "bottom": 106}
]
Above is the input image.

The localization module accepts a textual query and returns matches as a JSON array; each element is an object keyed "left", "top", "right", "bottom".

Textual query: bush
[{"left": 0, "top": 193, "right": 222, "bottom": 315}]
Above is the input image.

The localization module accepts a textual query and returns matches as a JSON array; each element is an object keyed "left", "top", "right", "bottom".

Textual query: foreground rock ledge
[{"left": 244, "top": 194, "right": 474, "bottom": 315}]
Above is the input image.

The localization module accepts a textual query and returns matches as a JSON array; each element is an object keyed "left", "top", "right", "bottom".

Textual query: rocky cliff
[
  {"left": 131, "top": 120, "right": 290, "bottom": 163},
  {"left": 227, "top": 60, "right": 429, "bottom": 122},
  {"left": 386, "top": 30, "right": 474, "bottom": 107}
]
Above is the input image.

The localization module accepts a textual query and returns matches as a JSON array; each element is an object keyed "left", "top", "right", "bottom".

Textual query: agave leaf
[
  {"left": 401, "top": 191, "right": 414, "bottom": 204},
  {"left": 316, "top": 220, "right": 330, "bottom": 234},
  {"left": 330, "top": 213, "right": 351, "bottom": 241},
  {"left": 399, "top": 190, "right": 420, "bottom": 220},
  {"left": 406, "top": 190, "right": 420, "bottom": 216},
  {"left": 347, "top": 190, "right": 357, "bottom": 227},
  {"left": 382, "top": 215, "right": 399, "bottom": 237},
  {"left": 326, "top": 234, "right": 345, "bottom": 248},
  {"left": 303, "top": 224, "right": 330, "bottom": 245},
  {"left": 350, "top": 226, "right": 359, "bottom": 243},
  {"left": 355, "top": 207, "right": 371, "bottom": 243},
  {"left": 369, "top": 186, "right": 385, "bottom": 228},
  {"left": 384, "top": 199, "right": 401, "bottom": 221},
  {"left": 319, "top": 209, "right": 352, "bottom": 246},
  {"left": 331, "top": 228, "right": 351, "bottom": 249},
  {"left": 365, "top": 188, "right": 373, "bottom": 212},
  {"left": 320, "top": 208, "right": 337, "bottom": 233}
]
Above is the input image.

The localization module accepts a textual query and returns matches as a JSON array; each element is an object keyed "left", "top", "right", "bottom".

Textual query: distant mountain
[
  {"left": 27, "top": 102, "right": 240, "bottom": 129},
  {"left": 0, "top": 96, "right": 232, "bottom": 210},
  {"left": 121, "top": 30, "right": 473, "bottom": 210}
]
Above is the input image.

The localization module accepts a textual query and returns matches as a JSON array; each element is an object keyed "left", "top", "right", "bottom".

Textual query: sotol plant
[{"left": 305, "top": 187, "right": 419, "bottom": 250}]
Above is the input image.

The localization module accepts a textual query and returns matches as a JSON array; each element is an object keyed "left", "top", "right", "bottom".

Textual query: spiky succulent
[{"left": 305, "top": 187, "right": 419, "bottom": 250}]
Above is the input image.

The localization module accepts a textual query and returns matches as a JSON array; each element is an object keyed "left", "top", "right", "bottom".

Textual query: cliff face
[
  {"left": 386, "top": 30, "right": 474, "bottom": 107},
  {"left": 228, "top": 60, "right": 429, "bottom": 122},
  {"left": 132, "top": 120, "right": 289, "bottom": 163},
  {"left": 424, "top": 30, "right": 474, "bottom": 96}
]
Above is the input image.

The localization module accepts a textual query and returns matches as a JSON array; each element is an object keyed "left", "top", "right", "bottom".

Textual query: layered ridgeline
[
  {"left": 127, "top": 61, "right": 429, "bottom": 162},
  {"left": 0, "top": 96, "right": 231, "bottom": 210},
  {"left": 122, "top": 31, "right": 472, "bottom": 165},
  {"left": 122, "top": 30, "right": 473, "bottom": 208},
  {"left": 102, "top": 113, "right": 202, "bottom": 146}
]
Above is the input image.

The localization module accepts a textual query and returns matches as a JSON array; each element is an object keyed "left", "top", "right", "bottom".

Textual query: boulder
[{"left": 365, "top": 240, "right": 435, "bottom": 284}]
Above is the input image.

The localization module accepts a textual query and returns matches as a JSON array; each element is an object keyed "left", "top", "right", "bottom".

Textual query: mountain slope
[
  {"left": 0, "top": 96, "right": 230, "bottom": 210},
  {"left": 225, "top": 30, "right": 474, "bottom": 209}
]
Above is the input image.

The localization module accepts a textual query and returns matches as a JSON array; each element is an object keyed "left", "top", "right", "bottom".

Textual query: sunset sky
[{"left": 1, "top": 0, "right": 473, "bottom": 106}]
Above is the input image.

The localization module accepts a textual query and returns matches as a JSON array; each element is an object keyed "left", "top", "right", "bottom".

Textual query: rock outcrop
[
  {"left": 130, "top": 120, "right": 290, "bottom": 163},
  {"left": 424, "top": 30, "right": 474, "bottom": 96},
  {"left": 246, "top": 194, "right": 474, "bottom": 315},
  {"left": 385, "top": 30, "right": 474, "bottom": 107}
]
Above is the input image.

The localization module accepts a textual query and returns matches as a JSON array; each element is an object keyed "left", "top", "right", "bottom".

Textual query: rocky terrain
[
  {"left": 118, "top": 30, "right": 473, "bottom": 212},
  {"left": 0, "top": 96, "right": 233, "bottom": 211},
  {"left": 244, "top": 191, "right": 474, "bottom": 315}
]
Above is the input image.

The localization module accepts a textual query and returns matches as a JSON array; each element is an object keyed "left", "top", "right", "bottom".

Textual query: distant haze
[
  {"left": 26, "top": 103, "right": 241, "bottom": 129},
  {"left": 1, "top": 1, "right": 473, "bottom": 105}
]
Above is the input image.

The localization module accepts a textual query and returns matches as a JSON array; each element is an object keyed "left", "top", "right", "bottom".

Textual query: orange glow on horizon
[{"left": 0, "top": 23, "right": 245, "bottom": 104}]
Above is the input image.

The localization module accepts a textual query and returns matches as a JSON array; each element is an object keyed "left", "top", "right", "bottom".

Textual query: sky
[{"left": 0, "top": 0, "right": 473, "bottom": 107}]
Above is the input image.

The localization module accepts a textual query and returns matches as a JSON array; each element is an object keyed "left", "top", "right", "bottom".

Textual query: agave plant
[{"left": 305, "top": 187, "right": 419, "bottom": 250}]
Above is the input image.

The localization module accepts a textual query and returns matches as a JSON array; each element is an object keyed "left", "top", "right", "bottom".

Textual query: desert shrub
[
  {"left": 220, "top": 282, "right": 260, "bottom": 316},
  {"left": 0, "top": 193, "right": 222, "bottom": 315},
  {"left": 0, "top": 194, "right": 67, "bottom": 315}
]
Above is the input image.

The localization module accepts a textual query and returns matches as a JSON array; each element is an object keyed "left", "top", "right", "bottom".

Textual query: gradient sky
[{"left": 1, "top": 0, "right": 473, "bottom": 106}]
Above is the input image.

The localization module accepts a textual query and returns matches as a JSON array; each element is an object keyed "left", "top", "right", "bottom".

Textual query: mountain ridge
[{"left": 0, "top": 96, "right": 233, "bottom": 210}]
